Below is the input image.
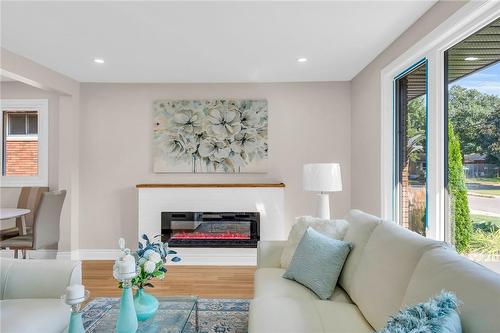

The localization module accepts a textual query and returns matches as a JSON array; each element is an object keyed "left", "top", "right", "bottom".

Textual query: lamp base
[{"left": 317, "top": 193, "right": 331, "bottom": 220}]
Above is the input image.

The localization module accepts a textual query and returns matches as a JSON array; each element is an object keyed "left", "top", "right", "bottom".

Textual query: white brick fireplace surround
[{"left": 137, "top": 183, "right": 286, "bottom": 265}]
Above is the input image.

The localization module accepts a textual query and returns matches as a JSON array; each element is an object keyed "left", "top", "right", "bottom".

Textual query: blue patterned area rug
[{"left": 82, "top": 297, "right": 250, "bottom": 333}]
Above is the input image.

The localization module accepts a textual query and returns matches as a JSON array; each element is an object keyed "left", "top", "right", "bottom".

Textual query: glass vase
[
  {"left": 116, "top": 284, "right": 138, "bottom": 333},
  {"left": 133, "top": 288, "right": 159, "bottom": 321}
]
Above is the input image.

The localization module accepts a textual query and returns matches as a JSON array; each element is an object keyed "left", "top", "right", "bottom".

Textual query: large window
[
  {"left": 0, "top": 99, "right": 48, "bottom": 186},
  {"left": 382, "top": 2, "right": 500, "bottom": 274},
  {"left": 394, "top": 60, "right": 428, "bottom": 236},
  {"left": 445, "top": 18, "right": 500, "bottom": 271}
]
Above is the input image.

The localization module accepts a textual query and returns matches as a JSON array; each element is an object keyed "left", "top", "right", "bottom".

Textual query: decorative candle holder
[
  {"left": 114, "top": 278, "right": 138, "bottom": 333},
  {"left": 113, "top": 238, "right": 139, "bottom": 333},
  {"left": 62, "top": 289, "right": 90, "bottom": 333}
]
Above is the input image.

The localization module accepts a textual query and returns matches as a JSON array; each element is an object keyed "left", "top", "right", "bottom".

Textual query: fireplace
[{"left": 161, "top": 212, "right": 260, "bottom": 248}]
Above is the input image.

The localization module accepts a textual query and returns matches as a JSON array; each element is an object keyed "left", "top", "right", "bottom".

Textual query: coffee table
[{"left": 83, "top": 296, "right": 198, "bottom": 333}]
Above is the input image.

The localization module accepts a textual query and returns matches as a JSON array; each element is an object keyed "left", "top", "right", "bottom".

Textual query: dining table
[{"left": 0, "top": 208, "right": 31, "bottom": 236}]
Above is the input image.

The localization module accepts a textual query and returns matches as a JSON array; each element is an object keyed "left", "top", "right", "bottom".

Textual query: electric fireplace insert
[{"left": 161, "top": 212, "right": 260, "bottom": 248}]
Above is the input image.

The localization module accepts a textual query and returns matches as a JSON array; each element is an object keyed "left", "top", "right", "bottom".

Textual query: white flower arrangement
[{"left": 128, "top": 235, "right": 181, "bottom": 289}]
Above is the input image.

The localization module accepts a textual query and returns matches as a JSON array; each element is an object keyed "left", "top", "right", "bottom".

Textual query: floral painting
[{"left": 153, "top": 99, "right": 268, "bottom": 173}]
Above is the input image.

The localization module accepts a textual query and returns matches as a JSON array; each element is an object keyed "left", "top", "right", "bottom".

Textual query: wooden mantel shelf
[{"left": 136, "top": 183, "right": 285, "bottom": 188}]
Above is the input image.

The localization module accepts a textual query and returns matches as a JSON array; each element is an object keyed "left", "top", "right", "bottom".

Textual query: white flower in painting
[
  {"left": 164, "top": 134, "right": 185, "bottom": 156},
  {"left": 198, "top": 139, "right": 231, "bottom": 162},
  {"left": 138, "top": 257, "right": 147, "bottom": 266},
  {"left": 143, "top": 260, "right": 156, "bottom": 274},
  {"left": 148, "top": 252, "right": 162, "bottom": 264},
  {"left": 227, "top": 151, "right": 246, "bottom": 170},
  {"left": 206, "top": 107, "right": 241, "bottom": 140},
  {"left": 198, "top": 139, "right": 214, "bottom": 158},
  {"left": 255, "top": 125, "right": 268, "bottom": 141},
  {"left": 231, "top": 130, "right": 260, "bottom": 154},
  {"left": 180, "top": 135, "right": 199, "bottom": 155},
  {"left": 256, "top": 142, "right": 268, "bottom": 160},
  {"left": 172, "top": 109, "right": 203, "bottom": 136},
  {"left": 165, "top": 133, "right": 198, "bottom": 158},
  {"left": 240, "top": 108, "right": 260, "bottom": 128}
]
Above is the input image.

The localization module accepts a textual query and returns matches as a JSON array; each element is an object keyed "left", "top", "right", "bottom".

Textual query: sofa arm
[
  {"left": 257, "top": 241, "right": 286, "bottom": 268},
  {"left": 0, "top": 258, "right": 81, "bottom": 300}
]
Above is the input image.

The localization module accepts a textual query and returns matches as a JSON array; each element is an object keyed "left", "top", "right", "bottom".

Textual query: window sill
[
  {"left": 5, "top": 135, "right": 39, "bottom": 141},
  {"left": 0, "top": 176, "right": 48, "bottom": 187}
]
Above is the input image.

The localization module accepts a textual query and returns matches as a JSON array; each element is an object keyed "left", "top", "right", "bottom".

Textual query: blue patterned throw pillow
[
  {"left": 282, "top": 227, "right": 352, "bottom": 300},
  {"left": 379, "top": 291, "right": 462, "bottom": 333}
]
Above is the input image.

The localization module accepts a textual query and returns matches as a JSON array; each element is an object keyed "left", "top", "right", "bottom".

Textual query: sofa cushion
[
  {"left": 403, "top": 247, "right": 500, "bottom": 333},
  {"left": 347, "top": 221, "right": 442, "bottom": 330},
  {"left": 0, "top": 259, "right": 14, "bottom": 300},
  {"left": 280, "top": 216, "right": 349, "bottom": 269},
  {"left": 249, "top": 298, "right": 374, "bottom": 333},
  {"left": 254, "top": 267, "right": 353, "bottom": 303},
  {"left": 249, "top": 297, "right": 323, "bottom": 333},
  {"left": 255, "top": 268, "right": 319, "bottom": 300},
  {"left": 0, "top": 298, "right": 70, "bottom": 333},
  {"left": 329, "top": 286, "right": 353, "bottom": 303},
  {"left": 257, "top": 241, "right": 287, "bottom": 268},
  {"left": 283, "top": 228, "right": 352, "bottom": 300},
  {"left": 339, "top": 209, "right": 382, "bottom": 294},
  {"left": 314, "top": 300, "right": 375, "bottom": 333}
]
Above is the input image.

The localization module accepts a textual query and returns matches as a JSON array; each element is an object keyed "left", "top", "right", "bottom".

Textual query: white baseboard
[
  {"left": 76, "top": 249, "right": 123, "bottom": 260},
  {"left": 74, "top": 248, "right": 257, "bottom": 265},
  {"left": 0, "top": 249, "right": 58, "bottom": 259},
  {"left": 2, "top": 248, "right": 257, "bottom": 265}
]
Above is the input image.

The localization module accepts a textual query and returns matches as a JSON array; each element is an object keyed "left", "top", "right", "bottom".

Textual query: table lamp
[{"left": 303, "top": 163, "right": 342, "bottom": 219}]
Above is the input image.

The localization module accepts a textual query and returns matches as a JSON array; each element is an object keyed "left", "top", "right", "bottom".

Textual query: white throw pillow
[{"left": 280, "top": 216, "right": 349, "bottom": 269}]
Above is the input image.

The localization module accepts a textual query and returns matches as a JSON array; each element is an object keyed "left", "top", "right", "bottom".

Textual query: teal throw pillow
[
  {"left": 379, "top": 291, "right": 462, "bottom": 333},
  {"left": 282, "top": 227, "right": 351, "bottom": 300}
]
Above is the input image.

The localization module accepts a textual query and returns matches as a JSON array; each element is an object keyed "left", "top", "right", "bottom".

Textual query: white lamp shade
[{"left": 303, "top": 163, "right": 342, "bottom": 192}]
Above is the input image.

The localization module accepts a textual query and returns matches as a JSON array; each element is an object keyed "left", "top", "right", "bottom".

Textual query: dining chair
[
  {"left": 0, "top": 190, "right": 66, "bottom": 258},
  {"left": 0, "top": 187, "right": 48, "bottom": 240}
]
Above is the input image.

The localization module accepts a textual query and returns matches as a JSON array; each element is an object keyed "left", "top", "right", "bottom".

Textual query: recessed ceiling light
[
  {"left": 94, "top": 58, "right": 105, "bottom": 64},
  {"left": 297, "top": 57, "right": 308, "bottom": 63},
  {"left": 464, "top": 57, "right": 479, "bottom": 61}
]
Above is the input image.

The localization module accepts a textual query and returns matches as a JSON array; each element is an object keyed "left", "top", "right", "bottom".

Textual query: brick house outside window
[{"left": 2, "top": 111, "right": 39, "bottom": 176}]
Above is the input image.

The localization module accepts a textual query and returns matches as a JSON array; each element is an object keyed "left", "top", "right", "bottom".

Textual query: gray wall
[{"left": 79, "top": 82, "right": 351, "bottom": 248}]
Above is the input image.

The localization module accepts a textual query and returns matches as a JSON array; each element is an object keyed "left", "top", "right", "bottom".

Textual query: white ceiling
[{"left": 1, "top": 1, "right": 437, "bottom": 83}]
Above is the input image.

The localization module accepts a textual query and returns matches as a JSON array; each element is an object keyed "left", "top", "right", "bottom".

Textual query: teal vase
[
  {"left": 68, "top": 311, "right": 85, "bottom": 333},
  {"left": 116, "top": 286, "right": 138, "bottom": 333},
  {"left": 133, "top": 288, "right": 159, "bottom": 321}
]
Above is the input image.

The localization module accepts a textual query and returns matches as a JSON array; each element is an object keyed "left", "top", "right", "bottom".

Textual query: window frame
[
  {"left": 5, "top": 111, "right": 39, "bottom": 138},
  {"left": 393, "top": 58, "right": 429, "bottom": 231},
  {"left": 380, "top": 1, "right": 500, "bottom": 241},
  {"left": 1, "top": 99, "right": 48, "bottom": 187}
]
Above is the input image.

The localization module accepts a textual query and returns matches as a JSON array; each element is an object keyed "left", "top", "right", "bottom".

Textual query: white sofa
[
  {"left": 249, "top": 210, "right": 500, "bottom": 333},
  {"left": 0, "top": 258, "right": 82, "bottom": 333}
]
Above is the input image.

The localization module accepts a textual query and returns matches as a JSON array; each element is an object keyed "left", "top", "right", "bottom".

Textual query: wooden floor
[{"left": 83, "top": 261, "right": 256, "bottom": 300}]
